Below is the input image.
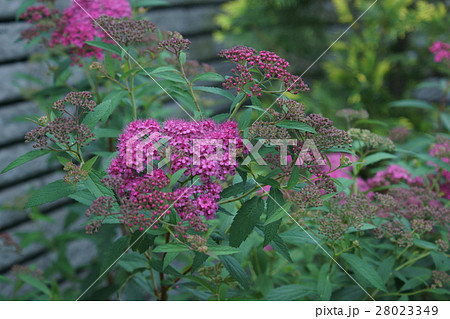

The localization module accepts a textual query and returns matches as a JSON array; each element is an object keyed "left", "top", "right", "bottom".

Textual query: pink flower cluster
[
  {"left": 429, "top": 139, "right": 450, "bottom": 199},
  {"left": 367, "top": 164, "right": 423, "bottom": 189},
  {"left": 21, "top": 0, "right": 132, "bottom": 64},
  {"left": 218, "top": 46, "right": 309, "bottom": 97},
  {"left": 86, "top": 118, "right": 243, "bottom": 234},
  {"left": 429, "top": 41, "right": 450, "bottom": 63},
  {"left": 51, "top": 0, "right": 132, "bottom": 63}
]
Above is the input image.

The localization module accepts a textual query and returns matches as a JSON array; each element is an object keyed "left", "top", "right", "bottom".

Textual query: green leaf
[
  {"left": 430, "top": 251, "right": 450, "bottom": 271},
  {"left": 130, "top": 231, "right": 155, "bottom": 254},
  {"left": 94, "top": 128, "right": 121, "bottom": 138},
  {"left": 239, "top": 108, "right": 253, "bottom": 130},
  {"left": 270, "top": 234, "right": 293, "bottom": 262},
  {"left": 191, "top": 72, "right": 224, "bottom": 83},
  {"left": 2, "top": 149, "right": 51, "bottom": 174},
  {"left": 220, "top": 181, "right": 254, "bottom": 199},
  {"left": 229, "top": 197, "right": 263, "bottom": 247},
  {"left": 265, "top": 285, "right": 316, "bottom": 301},
  {"left": 441, "top": 113, "right": 450, "bottom": 132},
  {"left": 18, "top": 274, "right": 50, "bottom": 296},
  {"left": 341, "top": 253, "right": 387, "bottom": 292},
  {"left": 118, "top": 254, "right": 148, "bottom": 272},
  {"left": 219, "top": 255, "right": 250, "bottom": 289},
  {"left": 279, "top": 228, "right": 321, "bottom": 246},
  {"left": 413, "top": 239, "right": 439, "bottom": 250},
  {"left": 363, "top": 152, "right": 396, "bottom": 166},
  {"left": 69, "top": 190, "right": 96, "bottom": 206},
  {"left": 264, "top": 202, "right": 291, "bottom": 225},
  {"left": 208, "top": 246, "right": 240, "bottom": 255},
  {"left": 378, "top": 255, "right": 395, "bottom": 284},
  {"left": 168, "top": 168, "right": 187, "bottom": 191},
  {"left": 286, "top": 164, "right": 300, "bottom": 190},
  {"left": 275, "top": 120, "right": 316, "bottom": 133},
  {"left": 163, "top": 252, "right": 179, "bottom": 269},
  {"left": 317, "top": 264, "right": 332, "bottom": 300},
  {"left": 345, "top": 223, "right": 377, "bottom": 233},
  {"left": 244, "top": 104, "right": 270, "bottom": 115},
  {"left": 101, "top": 237, "right": 129, "bottom": 273},
  {"left": 263, "top": 219, "right": 281, "bottom": 247},
  {"left": 25, "top": 180, "right": 76, "bottom": 208},
  {"left": 193, "top": 86, "right": 235, "bottom": 101},
  {"left": 263, "top": 188, "right": 285, "bottom": 246},
  {"left": 86, "top": 41, "right": 122, "bottom": 55},
  {"left": 389, "top": 99, "right": 434, "bottom": 110},
  {"left": 152, "top": 71, "right": 185, "bottom": 84},
  {"left": 83, "top": 100, "right": 116, "bottom": 129},
  {"left": 152, "top": 243, "right": 189, "bottom": 253},
  {"left": 82, "top": 156, "right": 98, "bottom": 172}
]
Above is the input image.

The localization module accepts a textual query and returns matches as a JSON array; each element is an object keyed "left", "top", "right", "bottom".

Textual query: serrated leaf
[
  {"left": 229, "top": 197, "right": 263, "bottom": 247},
  {"left": 69, "top": 190, "right": 96, "bottom": 206},
  {"left": 270, "top": 234, "right": 293, "bottom": 262},
  {"left": 220, "top": 181, "right": 254, "bottom": 199},
  {"left": 341, "top": 253, "right": 387, "bottom": 292},
  {"left": 1, "top": 149, "right": 51, "bottom": 174},
  {"left": 264, "top": 202, "right": 291, "bottom": 225},
  {"left": 25, "top": 180, "right": 76, "bottom": 208},
  {"left": 219, "top": 255, "right": 249, "bottom": 289},
  {"left": 275, "top": 120, "right": 316, "bottom": 133},
  {"left": 130, "top": 231, "right": 155, "bottom": 254},
  {"left": 83, "top": 100, "right": 116, "bottom": 129},
  {"left": 152, "top": 243, "right": 189, "bottom": 253},
  {"left": 263, "top": 219, "right": 281, "bottom": 247},
  {"left": 286, "top": 165, "right": 300, "bottom": 189},
  {"left": 265, "top": 284, "right": 316, "bottom": 301}
]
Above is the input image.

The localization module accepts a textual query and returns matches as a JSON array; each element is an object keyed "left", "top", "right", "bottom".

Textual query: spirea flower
[
  {"left": 349, "top": 128, "right": 395, "bottom": 152},
  {"left": 429, "top": 41, "right": 450, "bottom": 63},
  {"left": 367, "top": 164, "right": 423, "bottom": 189},
  {"left": 86, "top": 118, "right": 243, "bottom": 234},
  {"left": 51, "top": 0, "right": 132, "bottom": 63},
  {"left": 158, "top": 31, "right": 191, "bottom": 56},
  {"left": 218, "top": 46, "right": 309, "bottom": 96},
  {"left": 25, "top": 91, "right": 96, "bottom": 150},
  {"left": 95, "top": 15, "right": 156, "bottom": 46}
]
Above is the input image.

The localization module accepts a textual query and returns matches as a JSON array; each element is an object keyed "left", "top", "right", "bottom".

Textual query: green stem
[
  {"left": 395, "top": 251, "right": 430, "bottom": 272},
  {"left": 218, "top": 185, "right": 259, "bottom": 205},
  {"left": 228, "top": 96, "right": 247, "bottom": 120},
  {"left": 179, "top": 58, "right": 202, "bottom": 115},
  {"left": 126, "top": 56, "right": 137, "bottom": 120}
]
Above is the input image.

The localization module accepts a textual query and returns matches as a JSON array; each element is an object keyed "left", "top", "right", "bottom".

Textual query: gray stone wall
[{"left": 0, "top": 0, "right": 227, "bottom": 297}]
